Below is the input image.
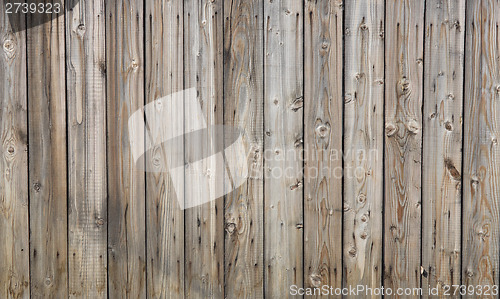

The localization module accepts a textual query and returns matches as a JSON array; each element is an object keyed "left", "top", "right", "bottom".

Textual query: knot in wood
[
  {"left": 397, "top": 77, "right": 411, "bottom": 95},
  {"left": 96, "top": 218, "right": 105, "bottom": 226},
  {"left": 3, "top": 39, "right": 16, "bottom": 57},
  {"left": 444, "top": 121, "right": 453, "bottom": 131},
  {"left": 309, "top": 274, "right": 322, "bottom": 287},
  {"left": 360, "top": 232, "right": 368, "bottom": 239},
  {"left": 315, "top": 123, "right": 330, "bottom": 138},
  {"left": 348, "top": 247, "right": 357, "bottom": 257},
  {"left": 290, "top": 96, "right": 303, "bottom": 112},
  {"left": 76, "top": 24, "right": 86, "bottom": 37},
  {"left": 33, "top": 183, "right": 42, "bottom": 193},
  {"left": 225, "top": 222, "right": 236, "bottom": 234},
  {"left": 385, "top": 123, "right": 398, "bottom": 137},
  {"left": 407, "top": 119, "right": 420, "bottom": 134}
]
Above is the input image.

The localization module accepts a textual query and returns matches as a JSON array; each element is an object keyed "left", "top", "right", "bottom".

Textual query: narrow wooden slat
[
  {"left": 303, "top": 0, "right": 343, "bottom": 294},
  {"left": 184, "top": 0, "right": 224, "bottom": 297},
  {"left": 463, "top": 0, "right": 500, "bottom": 295},
  {"left": 421, "top": 0, "right": 465, "bottom": 297},
  {"left": 223, "top": 0, "right": 264, "bottom": 297},
  {"left": 264, "top": 0, "right": 303, "bottom": 297},
  {"left": 145, "top": 0, "right": 185, "bottom": 297},
  {"left": 106, "top": 0, "right": 146, "bottom": 297},
  {"left": 0, "top": 6, "right": 30, "bottom": 299},
  {"left": 27, "top": 3, "right": 68, "bottom": 297},
  {"left": 383, "top": 0, "right": 425, "bottom": 297},
  {"left": 343, "top": 0, "right": 384, "bottom": 296},
  {"left": 66, "top": 0, "right": 108, "bottom": 296}
]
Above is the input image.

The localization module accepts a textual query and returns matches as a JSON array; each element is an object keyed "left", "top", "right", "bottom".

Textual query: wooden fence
[{"left": 1, "top": 0, "right": 499, "bottom": 298}]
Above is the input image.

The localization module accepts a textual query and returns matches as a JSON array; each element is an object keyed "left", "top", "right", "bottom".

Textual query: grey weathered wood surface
[
  {"left": 27, "top": 3, "right": 68, "bottom": 297},
  {"left": 343, "top": 0, "right": 384, "bottom": 297},
  {"left": 184, "top": 0, "right": 224, "bottom": 298},
  {"left": 66, "top": 0, "right": 108, "bottom": 297},
  {"left": 0, "top": 4, "right": 29, "bottom": 299},
  {"left": 145, "top": 0, "right": 185, "bottom": 298},
  {"left": 106, "top": 0, "right": 146, "bottom": 297},
  {"left": 264, "top": 0, "right": 303, "bottom": 297},
  {"left": 1, "top": 0, "right": 500, "bottom": 298},
  {"left": 383, "top": 0, "right": 424, "bottom": 297},
  {"left": 463, "top": 0, "right": 500, "bottom": 297},
  {"left": 223, "top": 0, "right": 264, "bottom": 297},
  {"left": 303, "top": 0, "right": 343, "bottom": 295},
  {"left": 421, "top": 0, "right": 465, "bottom": 297}
]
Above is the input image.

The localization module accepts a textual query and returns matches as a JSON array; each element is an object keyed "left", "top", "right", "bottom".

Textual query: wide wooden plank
[
  {"left": 223, "top": 0, "right": 264, "bottom": 298},
  {"left": 27, "top": 4, "right": 68, "bottom": 298},
  {"left": 184, "top": 0, "right": 224, "bottom": 297},
  {"left": 343, "top": 0, "right": 384, "bottom": 296},
  {"left": 264, "top": 0, "right": 303, "bottom": 297},
  {"left": 106, "top": 0, "right": 146, "bottom": 297},
  {"left": 145, "top": 0, "right": 185, "bottom": 297},
  {"left": 421, "top": 0, "right": 465, "bottom": 297},
  {"left": 66, "top": 0, "right": 108, "bottom": 296},
  {"left": 0, "top": 6, "right": 30, "bottom": 299},
  {"left": 462, "top": 0, "right": 500, "bottom": 295},
  {"left": 303, "top": 0, "right": 343, "bottom": 294},
  {"left": 384, "top": 0, "right": 425, "bottom": 297}
]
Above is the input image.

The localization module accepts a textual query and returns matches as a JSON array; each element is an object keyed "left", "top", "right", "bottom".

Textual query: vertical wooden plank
[
  {"left": 421, "top": 0, "right": 465, "bottom": 297},
  {"left": 27, "top": 2, "right": 68, "bottom": 297},
  {"left": 304, "top": 0, "right": 343, "bottom": 294},
  {"left": 384, "top": 0, "right": 424, "bottom": 297},
  {"left": 66, "top": 0, "right": 108, "bottom": 296},
  {"left": 145, "top": 0, "right": 185, "bottom": 297},
  {"left": 0, "top": 6, "right": 30, "bottom": 299},
  {"left": 264, "top": 0, "right": 303, "bottom": 297},
  {"left": 463, "top": 0, "right": 500, "bottom": 295},
  {"left": 343, "top": 0, "right": 384, "bottom": 296},
  {"left": 223, "top": 0, "right": 264, "bottom": 297},
  {"left": 184, "top": 0, "right": 224, "bottom": 297},
  {"left": 106, "top": 0, "right": 146, "bottom": 297}
]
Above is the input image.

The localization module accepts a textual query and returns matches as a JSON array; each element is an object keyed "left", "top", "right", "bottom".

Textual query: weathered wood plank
[
  {"left": 145, "top": 0, "right": 185, "bottom": 297},
  {"left": 184, "top": 0, "right": 224, "bottom": 298},
  {"left": 0, "top": 6, "right": 30, "bottom": 299},
  {"left": 421, "top": 0, "right": 465, "bottom": 297},
  {"left": 343, "top": 0, "right": 384, "bottom": 296},
  {"left": 384, "top": 0, "right": 425, "bottom": 297},
  {"left": 223, "top": 0, "right": 264, "bottom": 297},
  {"left": 66, "top": 0, "right": 108, "bottom": 296},
  {"left": 264, "top": 0, "right": 303, "bottom": 297},
  {"left": 303, "top": 0, "right": 343, "bottom": 294},
  {"left": 462, "top": 0, "right": 500, "bottom": 295},
  {"left": 106, "top": 0, "right": 146, "bottom": 297},
  {"left": 27, "top": 3, "right": 68, "bottom": 298}
]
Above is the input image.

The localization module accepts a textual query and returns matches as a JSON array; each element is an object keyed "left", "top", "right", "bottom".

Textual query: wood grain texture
[
  {"left": 462, "top": 0, "right": 500, "bottom": 296},
  {"left": 343, "top": 0, "right": 384, "bottom": 296},
  {"left": 421, "top": 0, "right": 465, "bottom": 297},
  {"left": 66, "top": 0, "right": 108, "bottom": 296},
  {"left": 27, "top": 3, "right": 68, "bottom": 297},
  {"left": 184, "top": 0, "right": 224, "bottom": 298},
  {"left": 383, "top": 0, "right": 425, "bottom": 297},
  {"left": 145, "top": 0, "right": 185, "bottom": 298},
  {"left": 0, "top": 6, "right": 30, "bottom": 299},
  {"left": 303, "top": 0, "right": 343, "bottom": 294},
  {"left": 264, "top": 0, "right": 303, "bottom": 297},
  {"left": 223, "top": 0, "right": 264, "bottom": 297},
  {"left": 106, "top": 0, "right": 146, "bottom": 297}
]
